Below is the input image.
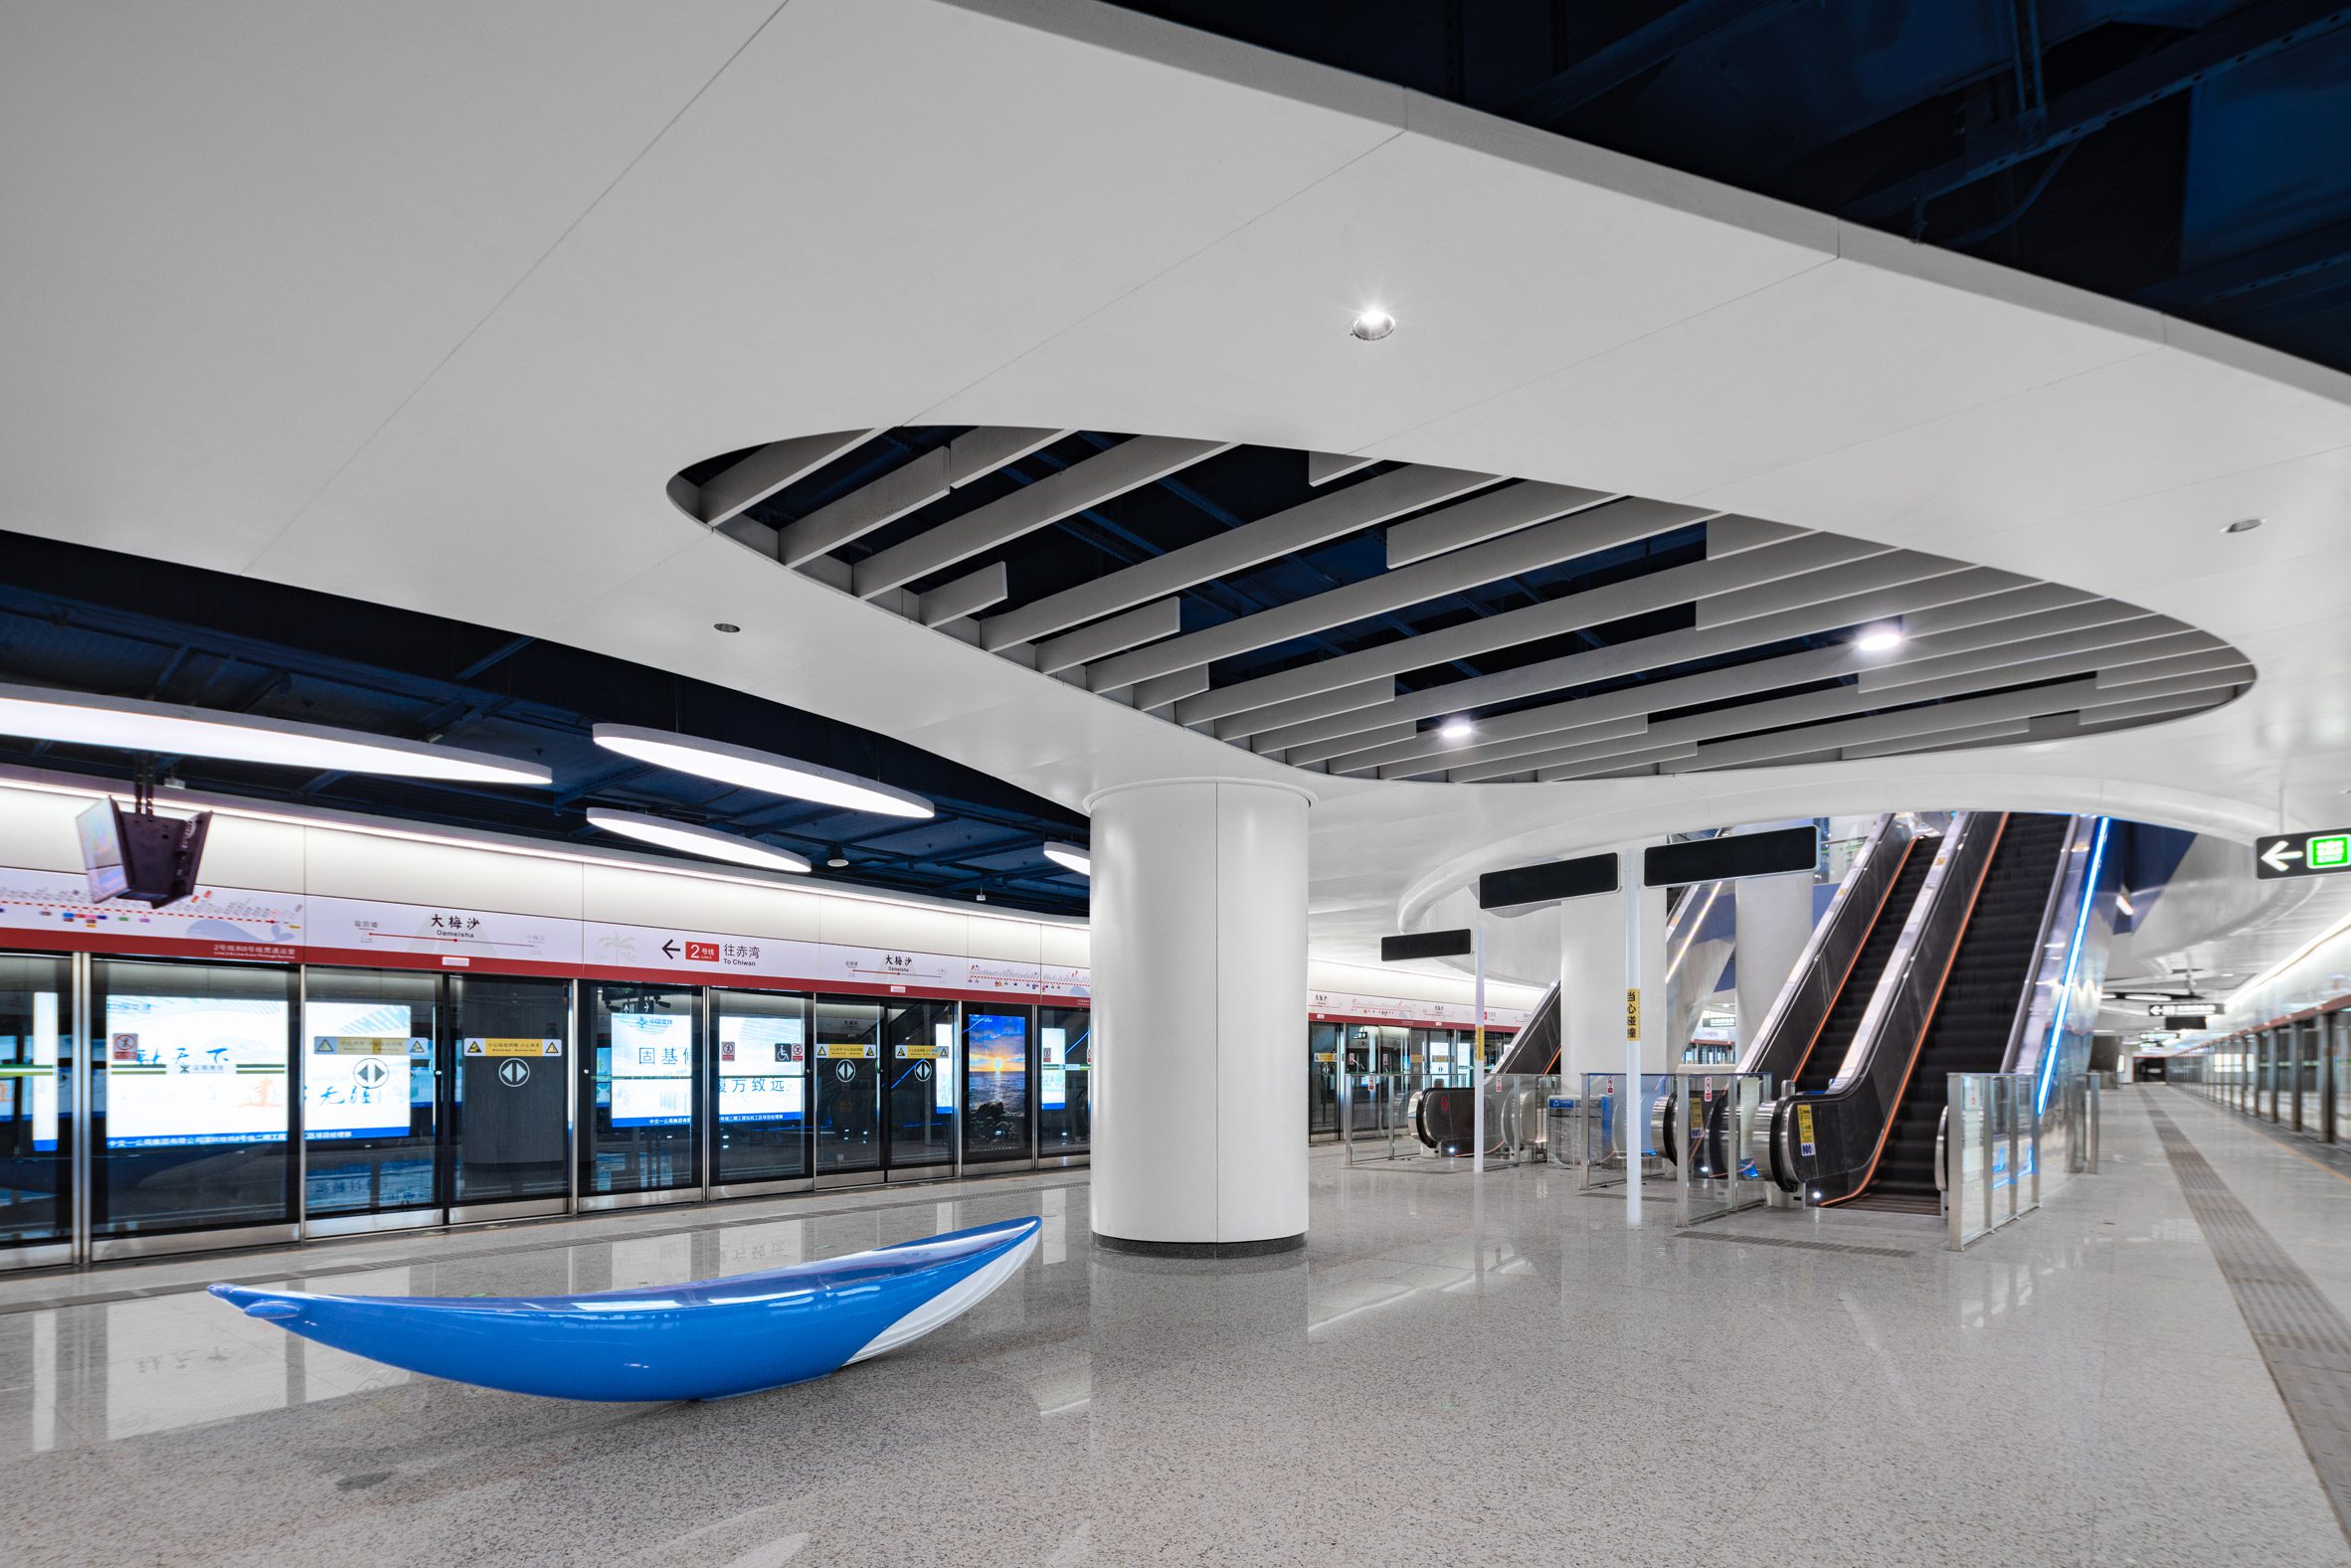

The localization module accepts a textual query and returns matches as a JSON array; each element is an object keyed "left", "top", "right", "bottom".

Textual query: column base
[{"left": 1093, "top": 1232, "right": 1306, "bottom": 1259}]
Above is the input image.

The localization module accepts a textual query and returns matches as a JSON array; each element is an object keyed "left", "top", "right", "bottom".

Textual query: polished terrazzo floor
[{"left": 8, "top": 1087, "right": 2349, "bottom": 1566}]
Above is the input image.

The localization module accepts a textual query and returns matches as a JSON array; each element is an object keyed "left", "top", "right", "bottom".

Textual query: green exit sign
[{"left": 2257, "top": 830, "right": 2351, "bottom": 880}]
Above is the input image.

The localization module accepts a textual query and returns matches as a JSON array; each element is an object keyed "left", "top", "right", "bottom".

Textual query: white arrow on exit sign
[{"left": 2261, "top": 840, "right": 2302, "bottom": 874}]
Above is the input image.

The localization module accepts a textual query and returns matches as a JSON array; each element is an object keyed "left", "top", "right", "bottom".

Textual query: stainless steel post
[{"left": 70, "top": 951, "right": 91, "bottom": 1269}]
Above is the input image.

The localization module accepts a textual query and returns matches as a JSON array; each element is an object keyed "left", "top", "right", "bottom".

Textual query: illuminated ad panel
[
  {"left": 718, "top": 1010, "right": 805, "bottom": 1123},
  {"left": 306, "top": 999, "right": 427, "bottom": 1140},
  {"left": 611, "top": 1011, "right": 694, "bottom": 1128},
  {"left": 104, "top": 994, "right": 288, "bottom": 1147}
]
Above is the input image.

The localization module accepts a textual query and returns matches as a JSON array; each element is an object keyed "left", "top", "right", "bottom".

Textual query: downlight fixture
[
  {"left": 1436, "top": 716, "right": 1476, "bottom": 744},
  {"left": 590, "top": 725, "right": 933, "bottom": 818},
  {"left": 0, "top": 682, "right": 551, "bottom": 785},
  {"left": 712, "top": 622, "right": 742, "bottom": 633},
  {"left": 1042, "top": 841, "right": 1092, "bottom": 876},
  {"left": 2224, "top": 517, "right": 2263, "bottom": 534},
  {"left": 824, "top": 847, "right": 850, "bottom": 868},
  {"left": 1350, "top": 307, "right": 1395, "bottom": 342},
  {"left": 585, "top": 808, "right": 811, "bottom": 873},
  {"left": 1854, "top": 623, "right": 1905, "bottom": 653}
]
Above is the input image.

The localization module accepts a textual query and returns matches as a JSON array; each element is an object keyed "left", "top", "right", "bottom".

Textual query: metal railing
[
  {"left": 1338, "top": 1070, "right": 1561, "bottom": 1166},
  {"left": 1578, "top": 1072, "right": 1673, "bottom": 1190}
]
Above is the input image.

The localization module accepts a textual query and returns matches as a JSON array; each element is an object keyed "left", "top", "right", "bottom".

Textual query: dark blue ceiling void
[
  {"left": 0, "top": 531, "right": 1089, "bottom": 915},
  {"left": 1111, "top": 0, "right": 2351, "bottom": 377}
]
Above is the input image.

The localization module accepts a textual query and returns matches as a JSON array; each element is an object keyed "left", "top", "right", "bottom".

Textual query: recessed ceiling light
[
  {"left": 584, "top": 808, "right": 811, "bottom": 873},
  {"left": 1350, "top": 308, "right": 1395, "bottom": 342},
  {"left": 824, "top": 847, "right": 850, "bottom": 868},
  {"left": 1042, "top": 840, "right": 1091, "bottom": 876},
  {"left": 0, "top": 682, "right": 551, "bottom": 785},
  {"left": 975, "top": 891, "right": 988, "bottom": 903},
  {"left": 1854, "top": 623, "right": 1904, "bottom": 653},
  {"left": 2224, "top": 517, "right": 2262, "bottom": 534},
  {"left": 1437, "top": 717, "right": 1475, "bottom": 744},
  {"left": 591, "top": 725, "right": 933, "bottom": 818},
  {"left": 712, "top": 622, "right": 742, "bottom": 633}
]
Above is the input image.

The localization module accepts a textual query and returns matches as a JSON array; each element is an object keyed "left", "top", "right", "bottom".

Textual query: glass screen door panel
[
  {"left": 302, "top": 966, "right": 439, "bottom": 1220},
  {"left": 962, "top": 1006, "right": 1032, "bottom": 1163},
  {"left": 813, "top": 999, "right": 882, "bottom": 1177},
  {"left": 91, "top": 958, "right": 296, "bottom": 1240},
  {"left": 1037, "top": 1005, "right": 1089, "bottom": 1156},
  {"left": 883, "top": 1000, "right": 956, "bottom": 1172},
  {"left": 583, "top": 983, "right": 701, "bottom": 1199},
  {"left": 449, "top": 974, "right": 569, "bottom": 1206},
  {"left": 1307, "top": 1021, "right": 1339, "bottom": 1137},
  {"left": 715, "top": 989, "right": 808, "bottom": 1185},
  {"left": 0, "top": 953, "right": 73, "bottom": 1256}
]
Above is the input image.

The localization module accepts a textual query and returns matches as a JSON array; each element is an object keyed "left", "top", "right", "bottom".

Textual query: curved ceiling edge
[{"left": 672, "top": 429, "right": 2253, "bottom": 789}]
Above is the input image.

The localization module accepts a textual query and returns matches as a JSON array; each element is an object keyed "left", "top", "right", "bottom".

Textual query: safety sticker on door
[{"left": 1796, "top": 1103, "right": 1817, "bottom": 1158}]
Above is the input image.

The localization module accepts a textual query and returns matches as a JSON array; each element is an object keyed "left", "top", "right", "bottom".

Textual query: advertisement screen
[
  {"left": 934, "top": 1020, "right": 954, "bottom": 1114},
  {"left": 612, "top": 1011, "right": 694, "bottom": 1128},
  {"left": 103, "top": 993, "right": 289, "bottom": 1147},
  {"left": 304, "top": 1000, "right": 425, "bottom": 1141},
  {"left": 717, "top": 1011, "right": 804, "bottom": 1124},
  {"left": 967, "top": 1011, "right": 1027, "bottom": 1124},
  {"left": 8, "top": 989, "right": 63, "bottom": 1152}
]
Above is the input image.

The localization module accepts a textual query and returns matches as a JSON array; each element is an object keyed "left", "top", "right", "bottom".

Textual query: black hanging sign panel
[
  {"left": 1478, "top": 852, "right": 1619, "bottom": 912},
  {"left": 1643, "top": 825, "right": 1820, "bottom": 889},
  {"left": 1380, "top": 929, "right": 1476, "bottom": 962},
  {"left": 2256, "top": 830, "right": 2351, "bottom": 880}
]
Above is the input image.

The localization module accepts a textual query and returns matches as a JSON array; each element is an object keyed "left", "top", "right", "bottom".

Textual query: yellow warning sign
[
  {"left": 1624, "top": 988, "right": 1641, "bottom": 1041},
  {"left": 1796, "top": 1103, "right": 1817, "bottom": 1156},
  {"left": 313, "top": 1035, "right": 417, "bottom": 1055},
  {"left": 895, "top": 1043, "right": 942, "bottom": 1060},
  {"left": 462, "top": 1038, "right": 562, "bottom": 1058},
  {"left": 816, "top": 1042, "right": 878, "bottom": 1060}
]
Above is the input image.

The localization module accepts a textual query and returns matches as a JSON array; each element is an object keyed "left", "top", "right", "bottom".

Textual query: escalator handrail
[
  {"left": 1998, "top": 815, "right": 2089, "bottom": 1075},
  {"left": 1736, "top": 812, "right": 1910, "bottom": 1084},
  {"left": 1818, "top": 810, "right": 2008, "bottom": 1204}
]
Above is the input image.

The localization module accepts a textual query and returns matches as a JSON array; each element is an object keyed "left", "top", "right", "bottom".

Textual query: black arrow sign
[{"left": 661, "top": 939, "right": 679, "bottom": 959}]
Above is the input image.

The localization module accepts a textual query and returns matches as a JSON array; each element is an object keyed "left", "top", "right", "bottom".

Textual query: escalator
[
  {"left": 1861, "top": 813, "right": 2072, "bottom": 1207},
  {"left": 1786, "top": 842, "right": 1934, "bottom": 1095}
]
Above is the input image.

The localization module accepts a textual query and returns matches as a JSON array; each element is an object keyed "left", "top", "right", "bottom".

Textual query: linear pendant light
[
  {"left": 591, "top": 724, "right": 933, "bottom": 818},
  {"left": 0, "top": 682, "right": 551, "bottom": 785},
  {"left": 585, "top": 808, "right": 812, "bottom": 873},
  {"left": 1041, "top": 840, "right": 1091, "bottom": 876}
]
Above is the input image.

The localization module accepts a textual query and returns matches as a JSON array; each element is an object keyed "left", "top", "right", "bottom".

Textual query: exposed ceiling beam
[
  {"left": 693, "top": 430, "right": 874, "bottom": 527},
  {"left": 1085, "top": 490, "right": 1689, "bottom": 695},
  {"left": 852, "top": 436, "right": 1230, "bottom": 599},
  {"left": 1175, "top": 531, "right": 1897, "bottom": 730},
  {"left": 978, "top": 463, "right": 1498, "bottom": 652},
  {"left": 1844, "top": 0, "right": 2351, "bottom": 225},
  {"left": 1501, "top": 0, "right": 1809, "bottom": 127}
]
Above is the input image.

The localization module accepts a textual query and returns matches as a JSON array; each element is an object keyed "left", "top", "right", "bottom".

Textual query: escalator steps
[{"left": 1870, "top": 815, "right": 2072, "bottom": 1199}]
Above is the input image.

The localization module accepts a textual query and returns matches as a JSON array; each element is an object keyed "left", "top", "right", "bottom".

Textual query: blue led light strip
[{"left": 2037, "top": 816, "right": 2111, "bottom": 1116}]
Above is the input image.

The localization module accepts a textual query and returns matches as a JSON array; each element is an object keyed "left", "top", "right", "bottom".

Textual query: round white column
[{"left": 1089, "top": 778, "right": 1311, "bottom": 1256}]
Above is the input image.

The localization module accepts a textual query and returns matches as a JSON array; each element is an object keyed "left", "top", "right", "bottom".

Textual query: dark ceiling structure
[
  {"left": 0, "top": 532, "right": 1090, "bottom": 915},
  {"left": 1113, "top": 0, "right": 2351, "bottom": 379},
  {"left": 679, "top": 429, "right": 2251, "bottom": 779}
]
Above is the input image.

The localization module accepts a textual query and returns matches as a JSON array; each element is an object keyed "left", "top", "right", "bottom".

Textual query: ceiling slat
[
  {"left": 852, "top": 436, "right": 1230, "bottom": 600},
  {"left": 1086, "top": 491, "right": 1696, "bottom": 694},
  {"left": 695, "top": 430, "right": 874, "bottom": 526},
  {"left": 780, "top": 445, "right": 950, "bottom": 566},
  {"left": 977, "top": 464, "right": 1500, "bottom": 651},
  {"left": 1384, "top": 481, "right": 1618, "bottom": 567}
]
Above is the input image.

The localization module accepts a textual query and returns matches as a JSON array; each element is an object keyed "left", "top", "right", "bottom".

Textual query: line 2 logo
[{"left": 685, "top": 941, "right": 719, "bottom": 961}]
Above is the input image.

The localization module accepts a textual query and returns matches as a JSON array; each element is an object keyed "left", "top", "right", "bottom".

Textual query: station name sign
[{"left": 2256, "top": 829, "right": 2351, "bottom": 881}]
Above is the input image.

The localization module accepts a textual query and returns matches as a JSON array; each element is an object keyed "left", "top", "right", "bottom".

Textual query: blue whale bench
[{"left": 211, "top": 1216, "right": 1041, "bottom": 1402}]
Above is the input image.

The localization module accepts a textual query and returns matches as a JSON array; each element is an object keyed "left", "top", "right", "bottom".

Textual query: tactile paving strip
[{"left": 2146, "top": 1099, "right": 2351, "bottom": 1541}]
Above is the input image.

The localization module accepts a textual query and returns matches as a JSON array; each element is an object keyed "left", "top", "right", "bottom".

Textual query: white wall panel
[
  {"left": 966, "top": 917, "right": 1042, "bottom": 964},
  {"left": 580, "top": 863, "right": 820, "bottom": 943},
  {"left": 816, "top": 897, "right": 969, "bottom": 959},
  {"left": 299, "top": 829, "right": 583, "bottom": 917}
]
